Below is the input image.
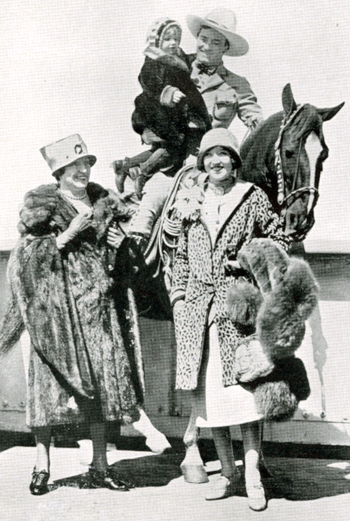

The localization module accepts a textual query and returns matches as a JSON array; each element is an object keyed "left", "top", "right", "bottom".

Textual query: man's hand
[{"left": 107, "top": 225, "right": 126, "bottom": 249}]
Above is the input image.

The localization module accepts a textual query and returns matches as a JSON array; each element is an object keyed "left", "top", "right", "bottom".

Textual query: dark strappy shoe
[
  {"left": 88, "top": 467, "right": 132, "bottom": 491},
  {"left": 29, "top": 469, "right": 50, "bottom": 495}
]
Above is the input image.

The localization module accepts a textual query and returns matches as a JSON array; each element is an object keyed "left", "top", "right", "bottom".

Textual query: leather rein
[{"left": 274, "top": 105, "right": 322, "bottom": 241}]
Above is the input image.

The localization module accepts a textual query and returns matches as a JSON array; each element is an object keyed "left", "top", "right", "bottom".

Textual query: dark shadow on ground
[
  {"left": 51, "top": 448, "right": 183, "bottom": 491},
  {"left": 205, "top": 457, "right": 350, "bottom": 502},
  {"left": 262, "top": 457, "right": 350, "bottom": 501},
  {"left": 49, "top": 448, "right": 350, "bottom": 502},
  {"left": 2, "top": 432, "right": 350, "bottom": 500}
]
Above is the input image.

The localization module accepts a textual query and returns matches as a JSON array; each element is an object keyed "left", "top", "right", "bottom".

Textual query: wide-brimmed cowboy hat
[
  {"left": 40, "top": 134, "right": 97, "bottom": 176},
  {"left": 186, "top": 8, "right": 249, "bottom": 57}
]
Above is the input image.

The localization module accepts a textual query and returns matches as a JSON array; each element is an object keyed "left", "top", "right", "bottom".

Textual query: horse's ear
[
  {"left": 317, "top": 102, "right": 345, "bottom": 122},
  {"left": 282, "top": 84, "right": 297, "bottom": 116}
]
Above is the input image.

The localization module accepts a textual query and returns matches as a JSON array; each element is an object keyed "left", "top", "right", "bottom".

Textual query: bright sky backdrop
[{"left": 1, "top": 0, "right": 349, "bottom": 250}]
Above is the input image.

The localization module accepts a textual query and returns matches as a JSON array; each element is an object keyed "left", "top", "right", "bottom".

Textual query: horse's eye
[{"left": 285, "top": 150, "right": 294, "bottom": 159}]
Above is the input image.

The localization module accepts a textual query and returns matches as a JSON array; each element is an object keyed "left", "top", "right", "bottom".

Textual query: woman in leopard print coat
[{"left": 170, "top": 128, "right": 290, "bottom": 510}]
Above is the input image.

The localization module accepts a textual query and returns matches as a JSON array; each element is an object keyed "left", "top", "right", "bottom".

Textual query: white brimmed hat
[
  {"left": 40, "top": 134, "right": 97, "bottom": 176},
  {"left": 197, "top": 128, "right": 242, "bottom": 170},
  {"left": 186, "top": 8, "right": 249, "bottom": 57}
]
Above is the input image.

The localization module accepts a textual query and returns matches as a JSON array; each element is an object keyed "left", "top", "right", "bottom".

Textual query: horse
[{"left": 123, "top": 83, "right": 344, "bottom": 481}]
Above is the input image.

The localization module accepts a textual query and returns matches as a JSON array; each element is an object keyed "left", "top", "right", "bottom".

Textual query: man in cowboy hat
[
  {"left": 123, "top": 8, "right": 263, "bottom": 253},
  {"left": 187, "top": 7, "right": 263, "bottom": 131}
]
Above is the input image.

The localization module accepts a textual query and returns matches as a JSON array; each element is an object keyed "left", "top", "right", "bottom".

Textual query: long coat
[
  {"left": 189, "top": 55, "right": 263, "bottom": 130},
  {"left": 0, "top": 182, "right": 143, "bottom": 427},
  {"left": 132, "top": 47, "right": 211, "bottom": 148},
  {"left": 170, "top": 181, "right": 289, "bottom": 391}
]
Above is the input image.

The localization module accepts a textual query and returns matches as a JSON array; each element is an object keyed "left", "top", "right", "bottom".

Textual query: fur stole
[
  {"left": 226, "top": 238, "right": 318, "bottom": 421},
  {"left": 228, "top": 238, "right": 319, "bottom": 360},
  {"left": 18, "top": 182, "right": 133, "bottom": 239}
]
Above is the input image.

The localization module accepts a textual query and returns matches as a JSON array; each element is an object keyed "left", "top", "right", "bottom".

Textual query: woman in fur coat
[
  {"left": 170, "top": 128, "right": 290, "bottom": 511},
  {"left": 0, "top": 134, "right": 144, "bottom": 494}
]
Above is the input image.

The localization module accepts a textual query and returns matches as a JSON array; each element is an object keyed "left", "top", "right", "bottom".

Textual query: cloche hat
[
  {"left": 197, "top": 128, "right": 242, "bottom": 171},
  {"left": 186, "top": 8, "right": 249, "bottom": 57},
  {"left": 40, "top": 134, "right": 97, "bottom": 176}
]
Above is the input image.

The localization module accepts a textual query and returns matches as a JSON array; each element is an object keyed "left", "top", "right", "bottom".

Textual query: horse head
[{"left": 240, "top": 84, "right": 344, "bottom": 241}]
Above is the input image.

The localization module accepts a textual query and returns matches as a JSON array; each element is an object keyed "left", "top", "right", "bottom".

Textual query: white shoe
[
  {"left": 246, "top": 482, "right": 267, "bottom": 511},
  {"left": 205, "top": 474, "right": 239, "bottom": 501}
]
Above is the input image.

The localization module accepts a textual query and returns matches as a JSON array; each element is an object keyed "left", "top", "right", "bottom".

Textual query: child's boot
[
  {"left": 133, "top": 169, "right": 148, "bottom": 200},
  {"left": 110, "top": 159, "right": 129, "bottom": 193}
]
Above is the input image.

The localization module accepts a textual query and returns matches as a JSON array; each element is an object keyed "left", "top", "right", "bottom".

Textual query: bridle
[{"left": 274, "top": 105, "right": 322, "bottom": 241}]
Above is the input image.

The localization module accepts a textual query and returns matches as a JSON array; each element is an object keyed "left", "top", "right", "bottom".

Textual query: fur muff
[
  {"left": 251, "top": 357, "right": 311, "bottom": 422},
  {"left": 254, "top": 381, "right": 298, "bottom": 422},
  {"left": 236, "top": 238, "right": 319, "bottom": 360}
]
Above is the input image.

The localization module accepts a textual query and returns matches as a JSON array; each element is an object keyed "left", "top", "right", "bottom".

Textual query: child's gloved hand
[{"left": 172, "top": 89, "right": 186, "bottom": 104}]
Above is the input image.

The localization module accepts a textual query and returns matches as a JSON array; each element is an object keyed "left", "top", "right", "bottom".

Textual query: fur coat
[
  {"left": 131, "top": 47, "right": 211, "bottom": 149},
  {"left": 170, "top": 180, "right": 290, "bottom": 391},
  {"left": 0, "top": 182, "right": 143, "bottom": 428}
]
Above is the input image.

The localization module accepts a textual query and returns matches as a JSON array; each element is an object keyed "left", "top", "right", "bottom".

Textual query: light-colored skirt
[{"left": 194, "top": 323, "right": 263, "bottom": 428}]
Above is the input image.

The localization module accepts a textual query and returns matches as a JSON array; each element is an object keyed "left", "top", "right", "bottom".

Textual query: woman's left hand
[
  {"left": 224, "top": 259, "right": 241, "bottom": 271},
  {"left": 224, "top": 259, "right": 247, "bottom": 276},
  {"left": 107, "top": 225, "right": 125, "bottom": 250}
]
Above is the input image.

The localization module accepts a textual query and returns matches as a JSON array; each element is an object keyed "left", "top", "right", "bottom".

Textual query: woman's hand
[
  {"left": 172, "top": 90, "right": 186, "bottom": 104},
  {"left": 224, "top": 259, "right": 247, "bottom": 276},
  {"left": 56, "top": 209, "right": 93, "bottom": 249},
  {"left": 107, "top": 225, "right": 126, "bottom": 250},
  {"left": 68, "top": 209, "right": 93, "bottom": 235},
  {"left": 225, "top": 259, "right": 241, "bottom": 271}
]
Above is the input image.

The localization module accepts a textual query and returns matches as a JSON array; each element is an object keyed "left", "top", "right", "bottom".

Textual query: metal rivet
[
  {"left": 2, "top": 400, "right": 9, "bottom": 407},
  {"left": 302, "top": 411, "right": 308, "bottom": 419}
]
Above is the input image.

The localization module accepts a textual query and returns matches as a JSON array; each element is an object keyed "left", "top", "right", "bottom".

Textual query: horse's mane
[{"left": 239, "top": 111, "right": 284, "bottom": 191}]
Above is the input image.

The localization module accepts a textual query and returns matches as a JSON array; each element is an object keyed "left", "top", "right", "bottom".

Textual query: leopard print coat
[{"left": 171, "top": 183, "right": 290, "bottom": 391}]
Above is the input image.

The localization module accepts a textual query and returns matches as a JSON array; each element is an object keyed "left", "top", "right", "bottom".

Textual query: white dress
[{"left": 194, "top": 184, "right": 263, "bottom": 428}]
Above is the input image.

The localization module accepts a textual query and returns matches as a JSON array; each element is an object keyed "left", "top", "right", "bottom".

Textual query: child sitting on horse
[{"left": 112, "top": 17, "right": 211, "bottom": 199}]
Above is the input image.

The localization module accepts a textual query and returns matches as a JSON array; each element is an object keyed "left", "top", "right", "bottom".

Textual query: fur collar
[
  {"left": 18, "top": 182, "right": 133, "bottom": 239},
  {"left": 143, "top": 46, "right": 189, "bottom": 72}
]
